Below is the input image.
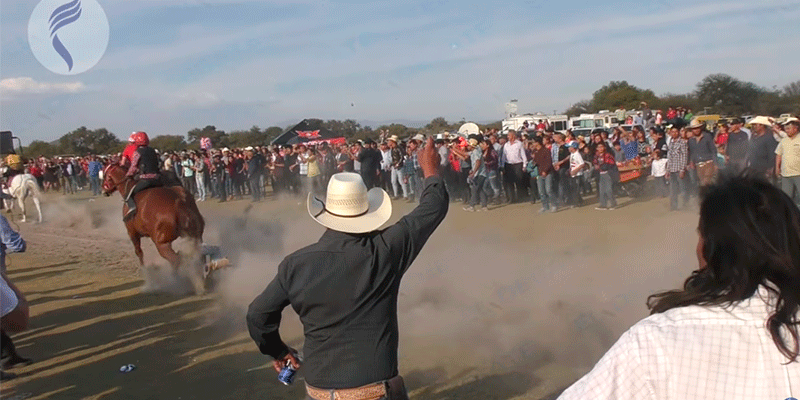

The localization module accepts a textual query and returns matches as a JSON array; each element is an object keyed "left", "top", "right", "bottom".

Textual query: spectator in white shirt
[
  {"left": 559, "top": 174, "right": 800, "bottom": 400},
  {"left": 567, "top": 142, "right": 584, "bottom": 207},
  {"left": 649, "top": 149, "right": 668, "bottom": 197},
  {"left": 502, "top": 130, "right": 527, "bottom": 203}
]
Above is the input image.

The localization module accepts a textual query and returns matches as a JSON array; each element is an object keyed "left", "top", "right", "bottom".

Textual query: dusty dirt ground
[{"left": 0, "top": 185, "right": 699, "bottom": 400}]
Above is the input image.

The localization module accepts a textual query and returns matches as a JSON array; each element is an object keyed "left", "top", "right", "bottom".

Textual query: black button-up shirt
[{"left": 246, "top": 176, "right": 448, "bottom": 389}]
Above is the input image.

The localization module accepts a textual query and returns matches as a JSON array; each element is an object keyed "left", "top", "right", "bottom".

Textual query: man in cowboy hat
[
  {"left": 686, "top": 118, "right": 718, "bottom": 188},
  {"left": 246, "top": 137, "right": 447, "bottom": 400},
  {"left": 775, "top": 117, "right": 800, "bottom": 206},
  {"left": 746, "top": 116, "right": 778, "bottom": 179}
]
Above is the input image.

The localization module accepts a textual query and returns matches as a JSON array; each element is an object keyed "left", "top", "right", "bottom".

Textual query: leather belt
[{"left": 306, "top": 381, "right": 387, "bottom": 400}]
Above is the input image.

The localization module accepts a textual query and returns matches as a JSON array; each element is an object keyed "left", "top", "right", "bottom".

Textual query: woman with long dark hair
[{"left": 559, "top": 173, "right": 800, "bottom": 399}]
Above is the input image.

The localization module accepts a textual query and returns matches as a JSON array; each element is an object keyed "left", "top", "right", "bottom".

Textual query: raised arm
[{"left": 379, "top": 137, "right": 448, "bottom": 275}]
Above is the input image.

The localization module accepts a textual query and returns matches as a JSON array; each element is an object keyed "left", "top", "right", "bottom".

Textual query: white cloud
[{"left": 1, "top": 77, "right": 86, "bottom": 96}]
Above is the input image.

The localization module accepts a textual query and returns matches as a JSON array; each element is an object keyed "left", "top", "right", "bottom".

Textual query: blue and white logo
[{"left": 28, "top": 0, "right": 109, "bottom": 75}]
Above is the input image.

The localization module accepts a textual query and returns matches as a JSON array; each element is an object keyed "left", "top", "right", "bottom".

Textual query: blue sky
[{"left": 2, "top": 0, "right": 799, "bottom": 144}]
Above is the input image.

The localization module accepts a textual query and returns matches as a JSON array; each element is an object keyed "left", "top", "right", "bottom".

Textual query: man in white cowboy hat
[
  {"left": 246, "top": 137, "right": 447, "bottom": 400},
  {"left": 775, "top": 117, "right": 800, "bottom": 206},
  {"left": 686, "top": 118, "right": 718, "bottom": 188},
  {"left": 746, "top": 116, "right": 778, "bottom": 179}
]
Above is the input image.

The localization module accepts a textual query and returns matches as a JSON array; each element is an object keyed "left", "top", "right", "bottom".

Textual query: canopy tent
[
  {"left": 270, "top": 120, "right": 344, "bottom": 145},
  {"left": 457, "top": 122, "right": 481, "bottom": 136}
]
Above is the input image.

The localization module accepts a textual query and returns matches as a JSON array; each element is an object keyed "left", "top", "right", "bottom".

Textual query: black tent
[{"left": 270, "top": 119, "right": 342, "bottom": 145}]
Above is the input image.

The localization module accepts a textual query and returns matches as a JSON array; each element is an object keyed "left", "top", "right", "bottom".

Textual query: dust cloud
[
  {"left": 200, "top": 197, "right": 699, "bottom": 391},
  {"left": 59, "top": 188, "right": 699, "bottom": 394}
]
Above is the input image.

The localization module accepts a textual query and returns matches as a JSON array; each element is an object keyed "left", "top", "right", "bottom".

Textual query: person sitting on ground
[
  {"left": 559, "top": 173, "right": 800, "bottom": 399},
  {"left": 123, "top": 131, "right": 161, "bottom": 220}
]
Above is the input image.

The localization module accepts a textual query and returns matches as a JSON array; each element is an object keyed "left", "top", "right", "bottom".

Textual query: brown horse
[{"left": 102, "top": 164, "right": 206, "bottom": 293}]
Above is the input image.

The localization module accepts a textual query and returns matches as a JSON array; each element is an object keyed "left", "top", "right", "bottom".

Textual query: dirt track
[{"left": 1, "top": 188, "right": 699, "bottom": 400}]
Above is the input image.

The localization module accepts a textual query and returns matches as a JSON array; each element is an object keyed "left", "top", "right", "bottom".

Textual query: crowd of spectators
[{"left": 9, "top": 113, "right": 800, "bottom": 213}]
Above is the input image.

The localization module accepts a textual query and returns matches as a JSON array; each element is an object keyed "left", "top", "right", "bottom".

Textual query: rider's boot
[{"left": 124, "top": 197, "right": 137, "bottom": 220}]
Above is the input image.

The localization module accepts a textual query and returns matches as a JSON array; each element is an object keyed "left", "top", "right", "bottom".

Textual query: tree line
[
  {"left": 565, "top": 74, "right": 800, "bottom": 117},
  {"left": 20, "top": 73, "right": 800, "bottom": 158}
]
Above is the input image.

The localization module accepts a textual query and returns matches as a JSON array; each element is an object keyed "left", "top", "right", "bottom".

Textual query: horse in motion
[
  {"left": 2, "top": 172, "right": 43, "bottom": 224},
  {"left": 102, "top": 164, "right": 206, "bottom": 293}
]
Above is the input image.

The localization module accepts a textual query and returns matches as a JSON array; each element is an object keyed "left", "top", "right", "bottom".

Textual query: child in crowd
[{"left": 649, "top": 150, "right": 668, "bottom": 198}]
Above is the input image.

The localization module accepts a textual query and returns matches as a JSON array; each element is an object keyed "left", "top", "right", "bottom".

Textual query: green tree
[
  {"left": 149, "top": 135, "right": 187, "bottom": 152},
  {"left": 23, "top": 140, "right": 60, "bottom": 158},
  {"left": 591, "top": 81, "right": 657, "bottom": 111},
  {"left": 227, "top": 125, "right": 267, "bottom": 148},
  {"left": 58, "top": 126, "right": 121, "bottom": 155},
  {"left": 784, "top": 80, "right": 800, "bottom": 115},
  {"left": 425, "top": 117, "right": 450, "bottom": 132},
  {"left": 564, "top": 100, "right": 593, "bottom": 116},
  {"left": 264, "top": 126, "right": 284, "bottom": 143},
  {"left": 694, "top": 74, "right": 765, "bottom": 115}
]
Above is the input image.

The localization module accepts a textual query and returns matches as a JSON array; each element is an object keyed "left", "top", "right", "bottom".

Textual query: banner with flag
[{"left": 200, "top": 137, "right": 212, "bottom": 150}]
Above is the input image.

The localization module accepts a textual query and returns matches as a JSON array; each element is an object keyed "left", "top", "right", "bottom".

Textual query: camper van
[
  {"left": 502, "top": 113, "right": 570, "bottom": 133},
  {"left": 569, "top": 113, "right": 620, "bottom": 131}
]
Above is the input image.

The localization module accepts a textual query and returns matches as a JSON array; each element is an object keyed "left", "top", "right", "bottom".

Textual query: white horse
[{"left": 3, "top": 173, "right": 43, "bottom": 223}]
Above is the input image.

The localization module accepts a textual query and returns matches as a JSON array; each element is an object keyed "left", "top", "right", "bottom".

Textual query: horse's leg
[
  {"left": 186, "top": 238, "right": 206, "bottom": 295},
  {"left": 154, "top": 241, "right": 181, "bottom": 271},
  {"left": 33, "top": 195, "right": 42, "bottom": 224},
  {"left": 130, "top": 233, "right": 144, "bottom": 266},
  {"left": 17, "top": 196, "right": 26, "bottom": 223}
]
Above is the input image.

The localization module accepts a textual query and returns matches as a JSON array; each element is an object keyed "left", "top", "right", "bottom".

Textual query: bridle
[{"left": 103, "top": 164, "right": 135, "bottom": 199}]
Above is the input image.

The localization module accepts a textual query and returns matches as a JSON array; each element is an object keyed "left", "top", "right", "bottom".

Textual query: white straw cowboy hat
[
  {"left": 387, "top": 135, "right": 399, "bottom": 143},
  {"left": 747, "top": 116, "right": 774, "bottom": 127},
  {"left": 307, "top": 172, "right": 392, "bottom": 234},
  {"left": 781, "top": 117, "right": 799, "bottom": 125},
  {"left": 687, "top": 118, "right": 705, "bottom": 129}
]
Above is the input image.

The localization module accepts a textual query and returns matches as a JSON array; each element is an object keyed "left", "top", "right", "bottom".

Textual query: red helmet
[
  {"left": 131, "top": 131, "right": 149, "bottom": 146},
  {"left": 128, "top": 132, "right": 137, "bottom": 143}
]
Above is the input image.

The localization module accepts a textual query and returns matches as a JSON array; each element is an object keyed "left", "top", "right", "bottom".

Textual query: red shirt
[
  {"left": 715, "top": 133, "right": 728, "bottom": 146},
  {"left": 29, "top": 165, "right": 42, "bottom": 177},
  {"left": 121, "top": 144, "right": 138, "bottom": 166}
]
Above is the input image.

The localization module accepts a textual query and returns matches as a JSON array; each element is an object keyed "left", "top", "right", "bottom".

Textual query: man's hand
[
  {"left": 272, "top": 350, "right": 301, "bottom": 373},
  {"left": 679, "top": 170, "right": 685, "bottom": 179},
  {"left": 419, "top": 136, "right": 440, "bottom": 178}
]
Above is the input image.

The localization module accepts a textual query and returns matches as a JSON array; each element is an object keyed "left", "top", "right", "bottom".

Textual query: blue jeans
[
  {"left": 537, "top": 174, "right": 555, "bottom": 210},
  {"left": 249, "top": 176, "right": 262, "bottom": 201},
  {"left": 391, "top": 168, "right": 407, "bottom": 198},
  {"left": 486, "top": 170, "right": 500, "bottom": 201},
  {"left": 598, "top": 173, "right": 616, "bottom": 208},
  {"left": 669, "top": 172, "right": 689, "bottom": 210},
  {"left": 781, "top": 175, "right": 800, "bottom": 208},
  {"left": 469, "top": 175, "right": 488, "bottom": 208},
  {"left": 195, "top": 174, "right": 206, "bottom": 201},
  {"left": 407, "top": 172, "right": 421, "bottom": 201},
  {"left": 216, "top": 175, "right": 227, "bottom": 201},
  {"left": 90, "top": 175, "right": 100, "bottom": 196}
]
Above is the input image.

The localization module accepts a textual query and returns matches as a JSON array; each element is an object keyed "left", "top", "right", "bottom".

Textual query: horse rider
[
  {"left": 124, "top": 131, "right": 161, "bottom": 220},
  {"left": 121, "top": 132, "right": 141, "bottom": 169},
  {"left": 2, "top": 154, "right": 24, "bottom": 180}
]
